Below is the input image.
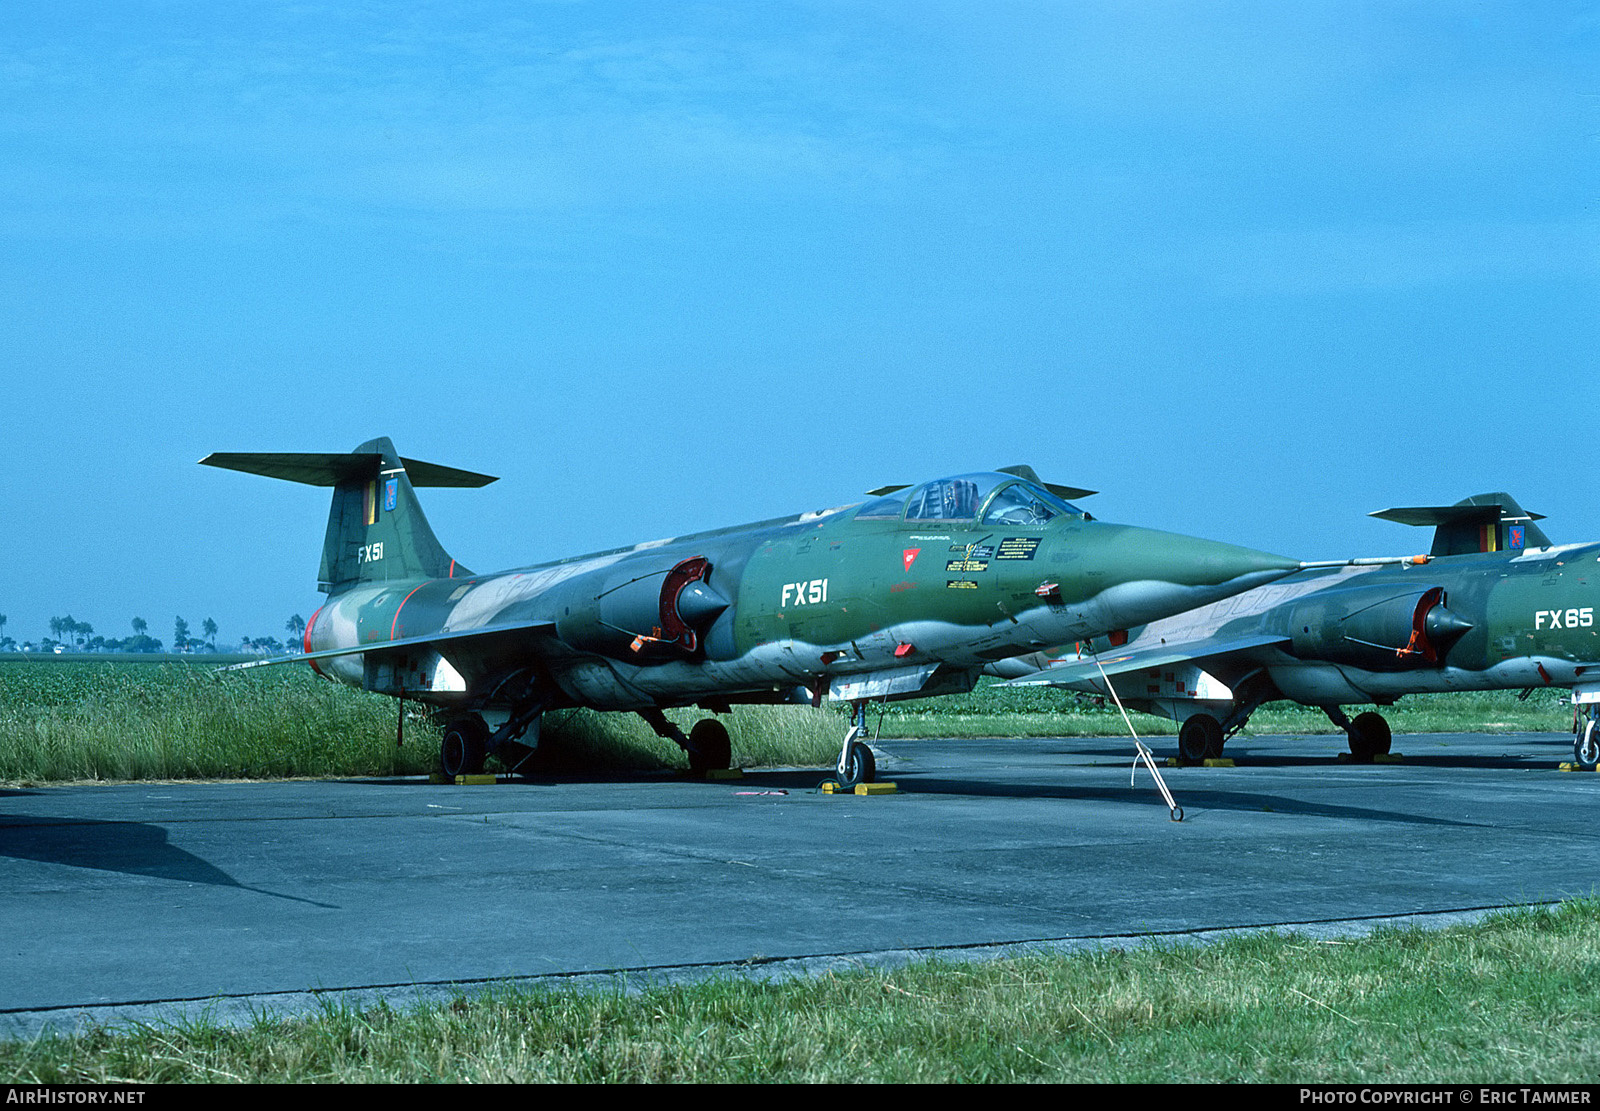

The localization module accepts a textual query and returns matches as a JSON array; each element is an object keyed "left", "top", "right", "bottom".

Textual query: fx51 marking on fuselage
[
  {"left": 202, "top": 442, "right": 1304, "bottom": 792},
  {"left": 781, "top": 579, "right": 830, "bottom": 607}
]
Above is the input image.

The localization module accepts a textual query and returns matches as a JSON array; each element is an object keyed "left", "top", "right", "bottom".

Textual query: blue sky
[{"left": 1, "top": 1, "right": 1595, "bottom": 647}]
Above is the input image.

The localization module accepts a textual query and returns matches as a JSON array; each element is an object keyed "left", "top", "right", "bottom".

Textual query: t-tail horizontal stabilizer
[
  {"left": 200, "top": 437, "right": 494, "bottom": 594},
  {"left": 199, "top": 452, "right": 497, "bottom": 488},
  {"left": 1370, "top": 492, "right": 1550, "bottom": 557}
]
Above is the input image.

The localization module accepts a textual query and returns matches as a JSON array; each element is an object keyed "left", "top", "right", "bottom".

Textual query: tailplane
[
  {"left": 1370, "top": 492, "right": 1551, "bottom": 556},
  {"left": 201, "top": 436, "right": 497, "bottom": 594}
]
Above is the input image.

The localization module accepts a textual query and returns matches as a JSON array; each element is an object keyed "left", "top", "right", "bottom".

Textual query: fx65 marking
[
  {"left": 781, "top": 578, "right": 829, "bottom": 607},
  {"left": 1535, "top": 607, "right": 1593, "bottom": 630}
]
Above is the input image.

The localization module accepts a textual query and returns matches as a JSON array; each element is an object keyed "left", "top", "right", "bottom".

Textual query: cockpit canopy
[{"left": 855, "top": 473, "right": 1090, "bottom": 525}]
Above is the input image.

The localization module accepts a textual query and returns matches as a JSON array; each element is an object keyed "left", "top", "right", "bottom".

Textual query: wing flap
[
  {"left": 218, "top": 620, "right": 555, "bottom": 673},
  {"left": 1002, "top": 632, "right": 1290, "bottom": 688}
]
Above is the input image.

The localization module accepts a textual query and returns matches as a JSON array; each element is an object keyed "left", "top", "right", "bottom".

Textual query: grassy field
[
  {"left": 3, "top": 900, "right": 1596, "bottom": 1082},
  {"left": 0, "top": 661, "right": 1579, "bottom": 784},
  {"left": 0, "top": 661, "right": 435, "bottom": 782},
  {"left": 0, "top": 661, "right": 842, "bottom": 783}
]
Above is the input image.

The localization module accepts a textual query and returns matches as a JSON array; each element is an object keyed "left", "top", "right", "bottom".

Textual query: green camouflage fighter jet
[
  {"left": 203, "top": 437, "right": 1303, "bottom": 791},
  {"left": 1000, "top": 493, "right": 1600, "bottom": 767}
]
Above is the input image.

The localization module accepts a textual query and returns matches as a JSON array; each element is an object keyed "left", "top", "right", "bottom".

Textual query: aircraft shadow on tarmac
[
  {"left": 870, "top": 776, "right": 1485, "bottom": 829},
  {"left": 344, "top": 763, "right": 1495, "bottom": 826},
  {"left": 350, "top": 768, "right": 832, "bottom": 790},
  {"left": 1044, "top": 736, "right": 1575, "bottom": 772},
  {"left": 0, "top": 816, "right": 336, "bottom": 908},
  {"left": 404, "top": 762, "right": 1491, "bottom": 830}
]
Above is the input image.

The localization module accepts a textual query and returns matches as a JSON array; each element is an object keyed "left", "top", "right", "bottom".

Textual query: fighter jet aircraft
[
  {"left": 1000, "top": 493, "right": 1600, "bottom": 767},
  {"left": 202, "top": 437, "right": 1303, "bottom": 789}
]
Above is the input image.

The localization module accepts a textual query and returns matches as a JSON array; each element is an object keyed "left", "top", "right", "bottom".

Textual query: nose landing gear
[
  {"left": 831, "top": 701, "right": 878, "bottom": 789},
  {"left": 1575, "top": 707, "right": 1600, "bottom": 770}
]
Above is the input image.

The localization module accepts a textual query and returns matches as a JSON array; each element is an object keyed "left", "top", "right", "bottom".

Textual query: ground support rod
[{"left": 1092, "top": 655, "right": 1183, "bottom": 821}]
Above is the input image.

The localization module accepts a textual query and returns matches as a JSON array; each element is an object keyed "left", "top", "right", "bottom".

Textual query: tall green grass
[
  {"left": 4, "top": 900, "right": 1597, "bottom": 1081},
  {"left": 521, "top": 704, "right": 842, "bottom": 774},
  {"left": 0, "top": 663, "right": 1579, "bottom": 782},
  {"left": 0, "top": 662, "right": 435, "bottom": 782},
  {"left": 0, "top": 663, "right": 842, "bottom": 783}
]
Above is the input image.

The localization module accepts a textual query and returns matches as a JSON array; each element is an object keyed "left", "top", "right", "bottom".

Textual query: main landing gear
[
  {"left": 1324, "top": 706, "right": 1392, "bottom": 760},
  {"left": 440, "top": 689, "right": 548, "bottom": 778},
  {"left": 441, "top": 715, "right": 490, "bottom": 778},
  {"left": 832, "top": 701, "right": 878, "bottom": 789},
  {"left": 1175, "top": 705, "right": 1395, "bottom": 764},
  {"left": 1177, "top": 713, "right": 1225, "bottom": 762},
  {"left": 639, "top": 709, "right": 734, "bottom": 774},
  {"left": 1575, "top": 705, "right": 1600, "bottom": 770}
]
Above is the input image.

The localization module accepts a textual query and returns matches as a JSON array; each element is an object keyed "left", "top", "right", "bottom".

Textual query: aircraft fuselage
[{"left": 307, "top": 503, "right": 1295, "bottom": 714}]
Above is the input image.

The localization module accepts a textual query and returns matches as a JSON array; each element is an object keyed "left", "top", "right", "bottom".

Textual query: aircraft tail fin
[
  {"left": 1370, "top": 492, "right": 1551, "bottom": 556},
  {"left": 200, "top": 437, "right": 497, "bottom": 594}
]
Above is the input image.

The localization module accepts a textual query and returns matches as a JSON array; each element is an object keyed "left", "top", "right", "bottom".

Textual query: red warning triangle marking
[{"left": 903, "top": 548, "right": 921, "bottom": 572}]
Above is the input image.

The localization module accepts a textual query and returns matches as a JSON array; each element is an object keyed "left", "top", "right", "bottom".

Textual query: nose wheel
[
  {"left": 832, "top": 701, "right": 878, "bottom": 788},
  {"left": 1576, "top": 710, "right": 1600, "bottom": 769}
]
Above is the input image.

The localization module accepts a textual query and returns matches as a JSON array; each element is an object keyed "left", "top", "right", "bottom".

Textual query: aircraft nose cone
[
  {"left": 1115, "top": 528, "right": 1301, "bottom": 587},
  {"left": 1079, "top": 527, "right": 1300, "bottom": 631}
]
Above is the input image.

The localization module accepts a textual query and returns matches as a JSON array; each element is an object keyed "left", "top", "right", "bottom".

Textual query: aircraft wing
[
  {"left": 219, "top": 620, "right": 556, "bottom": 673},
  {"left": 1001, "top": 631, "right": 1291, "bottom": 689}
]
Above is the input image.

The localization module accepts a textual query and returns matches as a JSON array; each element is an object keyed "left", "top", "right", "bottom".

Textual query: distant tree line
[{"left": 1, "top": 613, "right": 308, "bottom": 655}]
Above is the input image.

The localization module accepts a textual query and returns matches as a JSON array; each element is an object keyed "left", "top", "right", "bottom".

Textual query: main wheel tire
[
  {"left": 1347, "top": 711, "right": 1392, "bottom": 759},
  {"left": 1177, "top": 714, "right": 1224, "bottom": 762},
  {"left": 1575, "top": 719, "right": 1600, "bottom": 769},
  {"left": 687, "top": 718, "right": 732, "bottom": 773},
  {"left": 441, "top": 715, "right": 489, "bottom": 778},
  {"left": 837, "top": 741, "right": 876, "bottom": 788}
]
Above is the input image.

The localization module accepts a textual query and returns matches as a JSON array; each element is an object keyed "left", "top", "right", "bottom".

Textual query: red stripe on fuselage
[
  {"left": 391, "top": 583, "right": 427, "bottom": 641},
  {"left": 304, "top": 604, "right": 327, "bottom": 678}
]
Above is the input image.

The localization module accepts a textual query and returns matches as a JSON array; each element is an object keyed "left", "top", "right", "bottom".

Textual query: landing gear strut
[
  {"left": 832, "top": 701, "right": 877, "bottom": 788},
  {"left": 639, "top": 709, "right": 734, "bottom": 773},
  {"left": 440, "top": 683, "right": 548, "bottom": 779}
]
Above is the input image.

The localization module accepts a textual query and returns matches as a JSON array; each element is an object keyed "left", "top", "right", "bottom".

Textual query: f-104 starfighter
[{"left": 203, "top": 436, "right": 1303, "bottom": 788}]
